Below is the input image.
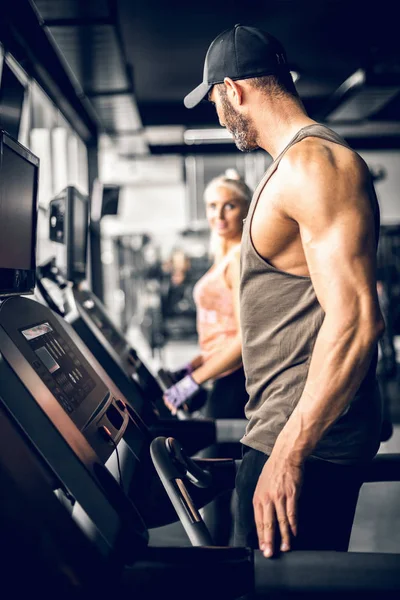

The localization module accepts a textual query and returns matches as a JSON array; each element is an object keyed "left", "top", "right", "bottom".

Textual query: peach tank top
[{"left": 193, "top": 245, "right": 240, "bottom": 378}]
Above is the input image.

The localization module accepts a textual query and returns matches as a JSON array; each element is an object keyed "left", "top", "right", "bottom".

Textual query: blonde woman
[{"left": 164, "top": 170, "right": 252, "bottom": 420}]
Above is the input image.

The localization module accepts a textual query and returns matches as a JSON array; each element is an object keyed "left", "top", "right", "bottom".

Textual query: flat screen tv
[
  {"left": 0, "top": 130, "right": 39, "bottom": 297},
  {"left": 49, "top": 186, "right": 89, "bottom": 283},
  {"left": 0, "top": 62, "right": 25, "bottom": 139}
]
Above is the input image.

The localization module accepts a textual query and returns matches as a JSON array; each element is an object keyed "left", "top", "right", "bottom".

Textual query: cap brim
[{"left": 184, "top": 82, "right": 212, "bottom": 109}]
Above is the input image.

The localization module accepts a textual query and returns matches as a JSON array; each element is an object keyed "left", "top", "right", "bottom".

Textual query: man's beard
[{"left": 219, "top": 89, "right": 259, "bottom": 152}]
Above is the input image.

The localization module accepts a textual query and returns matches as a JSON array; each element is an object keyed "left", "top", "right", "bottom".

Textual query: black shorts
[
  {"left": 200, "top": 367, "right": 248, "bottom": 460},
  {"left": 234, "top": 446, "right": 364, "bottom": 551},
  {"left": 204, "top": 366, "right": 248, "bottom": 419}
]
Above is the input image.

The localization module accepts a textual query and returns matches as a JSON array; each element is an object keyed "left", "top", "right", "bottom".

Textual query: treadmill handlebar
[
  {"left": 150, "top": 436, "right": 213, "bottom": 546},
  {"left": 156, "top": 367, "right": 192, "bottom": 419},
  {"left": 151, "top": 436, "right": 212, "bottom": 488}
]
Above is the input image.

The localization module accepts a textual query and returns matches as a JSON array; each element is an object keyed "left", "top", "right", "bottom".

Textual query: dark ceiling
[
  {"left": 20, "top": 0, "right": 400, "bottom": 152},
  {"left": 117, "top": 0, "right": 400, "bottom": 128}
]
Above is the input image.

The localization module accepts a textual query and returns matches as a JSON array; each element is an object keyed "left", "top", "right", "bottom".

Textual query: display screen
[
  {"left": 35, "top": 346, "right": 60, "bottom": 374},
  {"left": 0, "top": 62, "right": 25, "bottom": 139},
  {"left": 22, "top": 320, "right": 96, "bottom": 416},
  {"left": 0, "top": 132, "right": 38, "bottom": 297},
  {"left": 72, "top": 189, "right": 88, "bottom": 277},
  {"left": 49, "top": 186, "right": 88, "bottom": 283},
  {"left": 21, "top": 321, "right": 53, "bottom": 341},
  {"left": 0, "top": 142, "right": 35, "bottom": 270},
  {"left": 102, "top": 185, "right": 120, "bottom": 217}
]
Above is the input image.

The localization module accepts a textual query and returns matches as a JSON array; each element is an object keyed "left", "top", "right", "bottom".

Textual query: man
[{"left": 184, "top": 25, "right": 384, "bottom": 558}]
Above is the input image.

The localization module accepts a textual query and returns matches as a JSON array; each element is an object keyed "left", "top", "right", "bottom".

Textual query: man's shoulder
[
  {"left": 277, "top": 136, "right": 368, "bottom": 189},
  {"left": 257, "top": 136, "right": 373, "bottom": 225}
]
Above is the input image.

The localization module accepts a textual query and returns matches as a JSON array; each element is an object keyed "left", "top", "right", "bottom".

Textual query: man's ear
[{"left": 224, "top": 77, "right": 243, "bottom": 105}]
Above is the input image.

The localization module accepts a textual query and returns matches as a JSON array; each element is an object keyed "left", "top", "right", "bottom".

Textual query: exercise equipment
[
  {"left": 36, "top": 184, "right": 247, "bottom": 454},
  {"left": 151, "top": 434, "right": 400, "bottom": 597}
]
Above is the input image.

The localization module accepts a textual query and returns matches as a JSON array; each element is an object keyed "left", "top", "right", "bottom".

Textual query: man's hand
[{"left": 253, "top": 452, "right": 303, "bottom": 557}]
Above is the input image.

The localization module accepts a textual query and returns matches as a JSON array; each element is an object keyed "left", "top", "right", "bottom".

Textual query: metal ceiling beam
[
  {"left": 0, "top": 0, "right": 99, "bottom": 141},
  {"left": 86, "top": 88, "right": 133, "bottom": 97},
  {"left": 319, "top": 66, "right": 400, "bottom": 123},
  {"left": 33, "top": 0, "right": 145, "bottom": 145},
  {"left": 40, "top": 18, "right": 114, "bottom": 26},
  {"left": 144, "top": 136, "right": 400, "bottom": 156}
]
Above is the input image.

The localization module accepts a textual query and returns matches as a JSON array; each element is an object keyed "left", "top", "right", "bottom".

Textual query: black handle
[
  {"left": 156, "top": 368, "right": 191, "bottom": 420},
  {"left": 36, "top": 275, "right": 65, "bottom": 317},
  {"left": 156, "top": 368, "right": 175, "bottom": 391},
  {"left": 166, "top": 437, "right": 212, "bottom": 488},
  {"left": 150, "top": 436, "right": 213, "bottom": 546}
]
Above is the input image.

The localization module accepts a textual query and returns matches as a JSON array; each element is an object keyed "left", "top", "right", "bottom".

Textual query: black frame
[
  {"left": 0, "top": 60, "right": 26, "bottom": 139},
  {"left": 0, "top": 130, "right": 39, "bottom": 297},
  {"left": 49, "top": 185, "right": 89, "bottom": 283}
]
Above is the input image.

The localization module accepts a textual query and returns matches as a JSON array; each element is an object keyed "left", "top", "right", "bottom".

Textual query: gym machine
[{"left": 36, "top": 183, "right": 246, "bottom": 454}]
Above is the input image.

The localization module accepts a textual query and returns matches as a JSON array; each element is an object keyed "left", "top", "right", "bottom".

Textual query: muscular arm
[
  {"left": 191, "top": 247, "right": 243, "bottom": 384},
  {"left": 253, "top": 145, "right": 384, "bottom": 557},
  {"left": 274, "top": 150, "right": 384, "bottom": 460}
]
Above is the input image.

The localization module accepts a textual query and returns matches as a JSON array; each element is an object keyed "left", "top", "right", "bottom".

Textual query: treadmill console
[
  {"left": 0, "top": 297, "right": 130, "bottom": 463},
  {"left": 21, "top": 321, "right": 95, "bottom": 416}
]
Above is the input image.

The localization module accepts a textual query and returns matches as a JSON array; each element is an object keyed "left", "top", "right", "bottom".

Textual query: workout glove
[{"left": 163, "top": 374, "right": 200, "bottom": 410}]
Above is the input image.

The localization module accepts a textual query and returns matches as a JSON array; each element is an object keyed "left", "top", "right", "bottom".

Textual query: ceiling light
[{"left": 184, "top": 128, "right": 233, "bottom": 144}]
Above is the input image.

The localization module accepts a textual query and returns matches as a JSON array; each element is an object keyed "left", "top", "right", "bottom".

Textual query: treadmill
[
  {"left": 0, "top": 401, "right": 114, "bottom": 598},
  {"left": 36, "top": 184, "right": 246, "bottom": 454},
  {"left": 0, "top": 129, "right": 399, "bottom": 598},
  {"left": 150, "top": 434, "right": 400, "bottom": 597},
  {"left": 0, "top": 130, "right": 234, "bottom": 530}
]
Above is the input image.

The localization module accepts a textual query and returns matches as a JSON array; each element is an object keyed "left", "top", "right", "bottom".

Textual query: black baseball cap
[{"left": 184, "top": 24, "right": 289, "bottom": 109}]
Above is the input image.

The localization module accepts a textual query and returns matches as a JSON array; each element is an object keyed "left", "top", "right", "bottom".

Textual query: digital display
[
  {"left": 0, "top": 143, "right": 35, "bottom": 269},
  {"left": 21, "top": 322, "right": 53, "bottom": 341},
  {"left": 35, "top": 346, "right": 60, "bottom": 374},
  {"left": 21, "top": 320, "right": 96, "bottom": 417}
]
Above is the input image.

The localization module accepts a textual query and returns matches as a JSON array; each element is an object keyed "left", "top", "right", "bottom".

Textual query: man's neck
[{"left": 254, "top": 98, "right": 318, "bottom": 159}]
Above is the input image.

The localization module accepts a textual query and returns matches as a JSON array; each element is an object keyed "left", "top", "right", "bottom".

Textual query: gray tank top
[{"left": 240, "top": 124, "right": 382, "bottom": 463}]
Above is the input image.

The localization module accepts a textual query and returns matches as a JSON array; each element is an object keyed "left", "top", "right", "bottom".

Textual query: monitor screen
[
  {"left": 49, "top": 186, "right": 89, "bottom": 283},
  {"left": 89, "top": 181, "right": 120, "bottom": 224},
  {"left": 101, "top": 185, "right": 120, "bottom": 217},
  {"left": 72, "top": 188, "right": 88, "bottom": 279},
  {"left": 0, "top": 131, "right": 39, "bottom": 296},
  {"left": 0, "top": 62, "right": 25, "bottom": 139}
]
